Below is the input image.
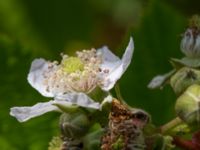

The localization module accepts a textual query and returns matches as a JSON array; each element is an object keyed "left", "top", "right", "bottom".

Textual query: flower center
[
  {"left": 45, "top": 49, "right": 103, "bottom": 95},
  {"left": 62, "top": 57, "right": 84, "bottom": 73}
]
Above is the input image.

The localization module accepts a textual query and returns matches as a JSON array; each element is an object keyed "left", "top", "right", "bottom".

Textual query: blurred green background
[{"left": 1, "top": 0, "right": 200, "bottom": 149}]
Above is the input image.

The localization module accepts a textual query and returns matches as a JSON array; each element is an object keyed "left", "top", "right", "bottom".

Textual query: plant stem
[
  {"left": 173, "top": 136, "right": 197, "bottom": 150},
  {"left": 160, "top": 117, "right": 183, "bottom": 134},
  {"left": 114, "top": 83, "right": 130, "bottom": 107},
  {"left": 114, "top": 83, "right": 124, "bottom": 102}
]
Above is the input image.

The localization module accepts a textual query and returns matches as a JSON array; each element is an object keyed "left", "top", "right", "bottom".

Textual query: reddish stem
[{"left": 173, "top": 136, "right": 198, "bottom": 150}]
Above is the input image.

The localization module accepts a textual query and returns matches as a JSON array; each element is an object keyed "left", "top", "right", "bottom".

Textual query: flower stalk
[{"left": 160, "top": 117, "right": 183, "bottom": 134}]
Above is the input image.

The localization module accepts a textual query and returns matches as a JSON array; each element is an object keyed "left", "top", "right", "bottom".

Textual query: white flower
[{"left": 10, "top": 37, "right": 134, "bottom": 122}]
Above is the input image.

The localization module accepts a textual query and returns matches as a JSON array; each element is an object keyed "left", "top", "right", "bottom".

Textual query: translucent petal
[
  {"left": 97, "top": 46, "right": 121, "bottom": 76},
  {"left": 10, "top": 101, "right": 60, "bottom": 122},
  {"left": 97, "top": 46, "right": 120, "bottom": 62},
  {"left": 148, "top": 75, "right": 167, "bottom": 89},
  {"left": 27, "top": 58, "right": 56, "bottom": 97},
  {"left": 55, "top": 93, "right": 100, "bottom": 109},
  {"left": 148, "top": 70, "right": 175, "bottom": 89},
  {"left": 100, "top": 37, "right": 134, "bottom": 91}
]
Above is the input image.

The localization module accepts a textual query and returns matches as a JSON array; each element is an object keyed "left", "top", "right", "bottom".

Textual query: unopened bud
[
  {"left": 60, "top": 112, "right": 90, "bottom": 138},
  {"left": 175, "top": 84, "right": 200, "bottom": 125},
  {"left": 181, "top": 15, "right": 200, "bottom": 58},
  {"left": 170, "top": 67, "right": 200, "bottom": 95}
]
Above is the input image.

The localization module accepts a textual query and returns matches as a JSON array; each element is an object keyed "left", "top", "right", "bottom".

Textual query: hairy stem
[
  {"left": 114, "top": 83, "right": 124, "bottom": 102},
  {"left": 114, "top": 83, "right": 130, "bottom": 108},
  {"left": 160, "top": 117, "right": 183, "bottom": 134}
]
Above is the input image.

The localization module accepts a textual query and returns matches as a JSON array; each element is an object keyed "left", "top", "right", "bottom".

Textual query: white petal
[
  {"left": 98, "top": 46, "right": 120, "bottom": 63},
  {"left": 97, "top": 46, "right": 121, "bottom": 75},
  {"left": 100, "top": 37, "right": 134, "bottom": 91},
  {"left": 27, "top": 58, "right": 56, "bottom": 97},
  {"left": 147, "top": 75, "right": 167, "bottom": 89},
  {"left": 55, "top": 93, "right": 100, "bottom": 109},
  {"left": 10, "top": 101, "right": 60, "bottom": 122},
  {"left": 147, "top": 70, "right": 175, "bottom": 89},
  {"left": 121, "top": 37, "right": 134, "bottom": 71}
]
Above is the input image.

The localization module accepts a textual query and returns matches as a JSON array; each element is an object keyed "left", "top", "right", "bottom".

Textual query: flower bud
[
  {"left": 175, "top": 84, "right": 200, "bottom": 125},
  {"left": 170, "top": 67, "right": 200, "bottom": 95},
  {"left": 181, "top": 15, "right": 200, "bottom": 58},
  {"left": 83, "top": 127, "right": 103, "bottom": 150},
  {"left": 60, "top": 112, "right": 90, "bottom": 138}
]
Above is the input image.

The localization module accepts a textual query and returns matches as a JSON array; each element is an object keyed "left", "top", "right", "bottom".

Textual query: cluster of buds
[
  {"left": 147, "top": 15, "right": 200, "bottom": 150},
  {"left": 148, "top": 15, "right": 200, "bottom": 127},
  {"left": 173, "top": 15, "right": 200, "bottom": 126}
]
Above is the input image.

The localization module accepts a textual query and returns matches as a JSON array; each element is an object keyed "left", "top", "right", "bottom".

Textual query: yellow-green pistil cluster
[
  {"left": 44, "top": 49, "right": 102, "bottom": 94},
  {"left": 62, "top": 57, "right": 84, "bottom": 73}
]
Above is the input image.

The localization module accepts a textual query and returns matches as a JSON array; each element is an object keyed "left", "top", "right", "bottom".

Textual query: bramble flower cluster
[{"left": 11, "top": 14, "right": 200, "bottom": 149}]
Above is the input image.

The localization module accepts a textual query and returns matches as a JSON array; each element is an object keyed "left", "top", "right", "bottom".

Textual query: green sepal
[
  {"left": 90, "top": 106, "right": 111, "bottom": 127},
  {"left": 53, "top": 102, "right": 79, "bottom": 113},
  {"left": 170, "top": 57, "right": 200, "bottom": 69},
  {"left": 175, "top": 84, "right": 200, "bottom": 126},
  {"left": 88, "top": 87, "right": 109, "bottom": 103},
  {"left": 147, "top": 70, "right": 175, "bottom": 89},
  {"left": 148, "top": 134, "right": 174, "bottom": 150},
  {"left": 83, "top": 124, "right": 104, "bottom": 150},
  {"left": 170, "top": 67, "right": 200, "bottom": 95},
  {"left": 88, "top": 96, "right": 112, "bottom": 126},
  {"left": 60, "top": 112, "right": 91, "bottom": 138}
]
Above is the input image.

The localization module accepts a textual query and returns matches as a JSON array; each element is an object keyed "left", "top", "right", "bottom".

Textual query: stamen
[{"left": 43, "top": 49, "right": 103, "bottom": 94}]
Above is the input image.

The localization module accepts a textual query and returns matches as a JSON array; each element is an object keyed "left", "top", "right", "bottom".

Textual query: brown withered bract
[{"left": 101, "top": 99, "right": 149, "bottom": 150}]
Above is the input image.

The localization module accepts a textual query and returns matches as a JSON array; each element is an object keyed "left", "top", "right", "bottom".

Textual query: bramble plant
[
  {"left": 148, "top": 15, "right": 200, "bottom": 150},
  {"left": 10, "top": 15, "right": 200, "bottom": 150}
]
